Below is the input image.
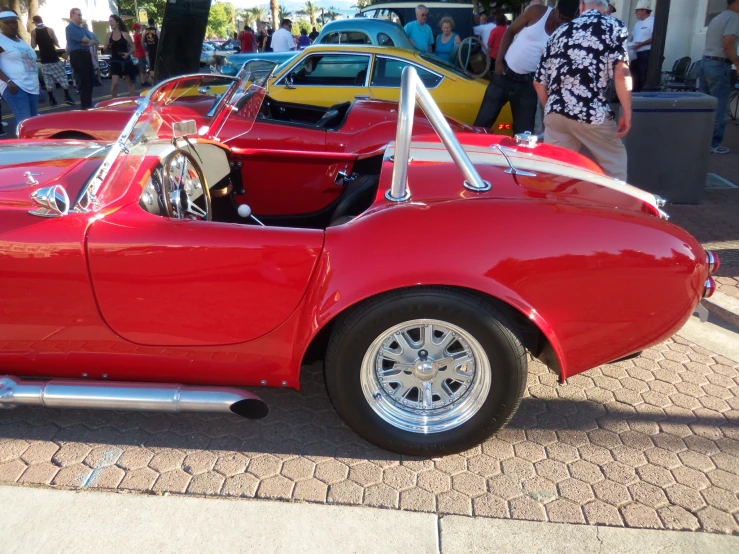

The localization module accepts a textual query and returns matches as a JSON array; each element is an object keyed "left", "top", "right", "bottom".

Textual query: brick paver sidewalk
[
  {"left": 669, "top": 122, "right": 739, "bottom": 298},
  {"left": 1, "top": 337, "right": 738, "bottom": 534}
]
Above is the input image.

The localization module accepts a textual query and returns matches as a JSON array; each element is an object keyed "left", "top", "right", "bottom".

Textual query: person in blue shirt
[
  {"left": 435, "top": 16, "right": 460, "bottom": 63},
  {"left": 404, "top": 4, "right": 434, "bottom": 53},
  {"left": 65, "top": 7, "right": 98, "bottom": 109}
]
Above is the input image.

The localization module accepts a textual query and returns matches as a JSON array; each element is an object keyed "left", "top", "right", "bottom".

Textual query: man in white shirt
[
  {"left": 630, "top": 0, "right": 654, "bottom": 91},
  {"left": 272, "top": 19, "right": 295, "bottom": 53},
  {"left": 473, "top": 11, "right": 495, "bottom": 53}
]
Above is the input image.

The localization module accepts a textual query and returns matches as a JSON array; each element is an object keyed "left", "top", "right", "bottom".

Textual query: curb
[{"left": 703, "top": 291, "right": 739, "bottom": 328}]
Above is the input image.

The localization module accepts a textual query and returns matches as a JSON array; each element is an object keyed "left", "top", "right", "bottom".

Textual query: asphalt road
[{"left": 0, "top": 79, "right": 146, "bottom": 139}]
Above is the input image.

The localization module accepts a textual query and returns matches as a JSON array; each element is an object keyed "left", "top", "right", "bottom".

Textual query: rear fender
[{"left": 292, "top": 197, "right": 706, "bottom": 382}]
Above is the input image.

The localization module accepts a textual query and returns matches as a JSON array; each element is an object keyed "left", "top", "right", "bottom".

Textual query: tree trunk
[
  {"left": 270, "top": 0, "right": 278, "bottom": 29},
  {"left": 27, "top": 0, "right": 38, "bottom": 34},
  {"left": 9, "top": 0, "right": 30, "bottom": 41}
]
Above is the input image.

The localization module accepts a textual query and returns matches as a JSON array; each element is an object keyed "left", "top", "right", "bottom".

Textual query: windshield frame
[{"left": 73, "top": 72, "right": 243, "bottom": 212}]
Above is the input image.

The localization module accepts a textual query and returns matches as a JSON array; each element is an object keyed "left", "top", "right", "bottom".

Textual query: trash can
[{"left": 623, "top": 92, "right": 717, "bottom": 204}]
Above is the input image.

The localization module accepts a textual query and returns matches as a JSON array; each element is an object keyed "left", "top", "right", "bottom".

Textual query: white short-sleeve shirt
[
  {"left": 271, "top": 28, "right": 295, "bottom": 53},
  {"left": 632, "top": 15, "right": 654, "bottom": 52}
]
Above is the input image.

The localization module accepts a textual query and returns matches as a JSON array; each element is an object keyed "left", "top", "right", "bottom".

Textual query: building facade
[{"left": 609, "top": 0, "right": 736, "bottom": 71}]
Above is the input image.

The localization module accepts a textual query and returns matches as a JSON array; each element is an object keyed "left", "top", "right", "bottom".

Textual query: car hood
[
  {"left": 396, "top": 134, "right": 662, "bottom": 217},
  {"left": 0, "top": 141, "right": 107, "bottom": 208}
]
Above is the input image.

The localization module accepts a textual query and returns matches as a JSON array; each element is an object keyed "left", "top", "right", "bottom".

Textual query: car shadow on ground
[{"left": 0, "top": 361, "right": 730, "bottom": 461}]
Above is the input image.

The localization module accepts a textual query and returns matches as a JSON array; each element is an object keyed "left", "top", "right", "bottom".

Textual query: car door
[
  {"left": 269, "top": 52, "right": 372, "bottom": 108},
  {"left": 86, "top": 205, "right": 324, "bottom": 347}
]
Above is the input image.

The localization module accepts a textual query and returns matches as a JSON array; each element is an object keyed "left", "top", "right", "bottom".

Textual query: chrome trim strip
[{"left": 0, "top": 375, "right": 268, "bottom": 419}]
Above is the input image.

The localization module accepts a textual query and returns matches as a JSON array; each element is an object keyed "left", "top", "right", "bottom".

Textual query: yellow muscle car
[{"left": 264, "top": 45, "right": 513, "bottom": 134}]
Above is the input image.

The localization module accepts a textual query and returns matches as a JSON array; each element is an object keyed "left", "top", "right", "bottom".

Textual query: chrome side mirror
[
  {"left": 173, "top": 120, "right": 198, "bottom": 138},
  {"left": 284, "top": 73, "right": 296, "bottom": 89},
  {"left": 199, "top": 85, "right": 214, "bottom": 96},
  {"left": 29, "top": 184, "right": 70, "bottom": 218}
]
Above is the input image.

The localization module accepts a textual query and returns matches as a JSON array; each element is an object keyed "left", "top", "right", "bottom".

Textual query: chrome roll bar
[{"left": 386, "top": 66, "right": 491, "bottom": 203}]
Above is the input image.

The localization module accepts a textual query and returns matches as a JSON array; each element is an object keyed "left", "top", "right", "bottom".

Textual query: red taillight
[
  {"left": 706, "top": 251, "right": 720, "bottom": 275},
  {"left": 498, "top": 123, "right": 512, "bottom": 130},
  {"left": 703, "top": 277, "right": 716, "bottom": 298}
]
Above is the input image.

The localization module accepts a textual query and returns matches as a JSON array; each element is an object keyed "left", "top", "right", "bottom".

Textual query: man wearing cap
[
  {"left": 698, "top": 0, "right": 739, "bottom": 154},
  {"left": 630, "top": 0, "right": 654, "bottom": 92},
  {"left": 66, "top": 7, "right": 99, "bottom": 109},
  {"left": 31, "top": 15, "right": 75, "bottom": 106},
  {"left": 0, "top": 8, "right": 41, "bottom": 128}
]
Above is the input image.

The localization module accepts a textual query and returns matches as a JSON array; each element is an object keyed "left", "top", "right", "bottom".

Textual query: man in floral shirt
[{"left": 534, "top": 0, "right": 632, "bottom": 181}]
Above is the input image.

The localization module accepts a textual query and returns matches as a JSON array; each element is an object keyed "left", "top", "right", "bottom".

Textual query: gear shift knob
[{"left": 237, "top": 204, "right": 252, "bottom": 218}]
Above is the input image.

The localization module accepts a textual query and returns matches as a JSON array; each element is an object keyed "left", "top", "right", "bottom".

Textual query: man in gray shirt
[{"left": 698, "top": 0, "right": 739, "bottom": 154}]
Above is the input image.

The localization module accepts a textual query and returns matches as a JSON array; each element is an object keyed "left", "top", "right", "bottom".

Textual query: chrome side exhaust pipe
[{"left": 0, "top": 376, "right": 269, "bottom": 419}]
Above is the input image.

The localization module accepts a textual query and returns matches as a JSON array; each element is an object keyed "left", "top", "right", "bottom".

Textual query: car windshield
[{"left": 75, "top": 61, "right": 276, "bottom": 211}]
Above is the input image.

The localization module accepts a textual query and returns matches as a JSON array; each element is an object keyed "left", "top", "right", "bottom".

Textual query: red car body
[
  {"left": 0, "top": 132, "right": 711, "bottom": 385},
  {"left": 0, "top": 72, "right": 718, "bottom": 455}
]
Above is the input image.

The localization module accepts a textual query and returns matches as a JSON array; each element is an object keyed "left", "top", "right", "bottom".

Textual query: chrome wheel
[{"left": 360, "top": 319, "right": 491, "bottom": 434}]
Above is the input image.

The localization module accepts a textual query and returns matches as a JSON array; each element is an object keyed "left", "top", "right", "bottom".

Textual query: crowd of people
[
  {"left": 0, "top": 6, "right": 163, "bottom": 135},
  {"left": 0, "top": 1, "right": 737, "bottom": 164}
]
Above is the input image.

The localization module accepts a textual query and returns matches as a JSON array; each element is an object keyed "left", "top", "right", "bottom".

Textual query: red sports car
[{"left": 0, "top": 69, "right": 718, "bottom": 456}]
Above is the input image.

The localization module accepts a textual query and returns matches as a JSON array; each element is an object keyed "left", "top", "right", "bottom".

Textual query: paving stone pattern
[{"left": 1, "top": 337, "right": 738, "bottom": 534}]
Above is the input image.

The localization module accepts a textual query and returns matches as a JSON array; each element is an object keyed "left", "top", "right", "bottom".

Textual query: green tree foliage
[
  {"left": 206, "top": 1, "right": 238, "bottom": 39},
  {"left": 297, "top": 1, "right": 321, "bottom": 28},
  {"left": 117, "top": 0, "right": 167, "bottom": 23}
]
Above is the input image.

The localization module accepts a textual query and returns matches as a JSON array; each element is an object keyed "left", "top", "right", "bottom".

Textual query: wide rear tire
[{"left": 325, "top": 287, "right": 527, "bottom": 456}]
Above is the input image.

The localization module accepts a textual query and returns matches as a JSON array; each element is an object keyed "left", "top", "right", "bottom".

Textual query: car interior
[
  {"left": 138, "top": 142, "right": 385, "bottom": 230},
  {"left": 257, "top": 96, "right": 353, "bottom": 130}
]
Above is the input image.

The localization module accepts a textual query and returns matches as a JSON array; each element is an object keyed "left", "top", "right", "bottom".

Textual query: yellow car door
[{"left": 268, "top": 52, "right": 373, "bottom": 108}]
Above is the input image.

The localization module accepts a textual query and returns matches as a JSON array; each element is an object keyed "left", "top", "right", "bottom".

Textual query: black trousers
[
  {"left": 69, "top": 49, "right": 94, "bottom": 109},
  {"left": 474, "top": 69, "right": 538, "bottom": 134},
  {"left": 630, "top": 50, "right": 650, "bottom": 93}
]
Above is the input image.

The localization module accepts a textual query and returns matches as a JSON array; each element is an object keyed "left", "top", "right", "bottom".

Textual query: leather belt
[{"left": 703, "top": 56, "right": 730, "bottom": 63}]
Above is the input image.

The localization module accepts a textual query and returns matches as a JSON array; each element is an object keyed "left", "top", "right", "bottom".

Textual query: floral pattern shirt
[{"left": 535, "top": 9, "right": 628, "bottom": 125}]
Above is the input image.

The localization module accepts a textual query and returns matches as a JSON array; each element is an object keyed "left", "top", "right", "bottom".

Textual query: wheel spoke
[
  {"left": 422, "top": 382, "right": 433, "bottom": 409},
  {"left": 379, "top": 369, "right": 418, "bottom": 398},
  {"left": 394, "top": 330, "right": 419, "bottom": 354}
]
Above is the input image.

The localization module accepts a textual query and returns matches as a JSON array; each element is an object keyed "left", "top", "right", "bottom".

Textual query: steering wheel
[
  {"left": 160, "top": 148, "right": 212, "bottom": 221},
  {"left": 457, "top": 36, "right": 490, "bottom": 79}
]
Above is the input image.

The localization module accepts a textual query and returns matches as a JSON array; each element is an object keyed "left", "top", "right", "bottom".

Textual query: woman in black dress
[{"left": 105, "top": 14, "right": 135, "bottom": 98}]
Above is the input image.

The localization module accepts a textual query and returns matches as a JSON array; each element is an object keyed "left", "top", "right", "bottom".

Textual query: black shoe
[
  {"left": 0, "top": 128, "right": 6, "bottom": 137},
  {"left": 48, "top": 90, "right": 58, "bottom": 106},
  {"left": 64, "top": 92, "right": 75, "bottom": 105}
]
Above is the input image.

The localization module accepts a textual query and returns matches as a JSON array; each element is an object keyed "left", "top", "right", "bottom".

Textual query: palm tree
[
  {"left": 351, "top": 0, "right": 371, "bottom": 9},
  {"left": 323, "top": 6, "right": 341, "bottom": 22},
  {"left": 237, "top": 8, "right": 252, "bottom": 28},
  {"left": 278, "top": 5, "right": 292, "bottom": 22},
  {"left": 271, "top": 0, "right": 279, "bottom": 29},
  {"left": 298, "top": 1, "right": 321, "bottom": 28},
  {"left": 249, "top": 6, "right": 267, "bottom": 26}
]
